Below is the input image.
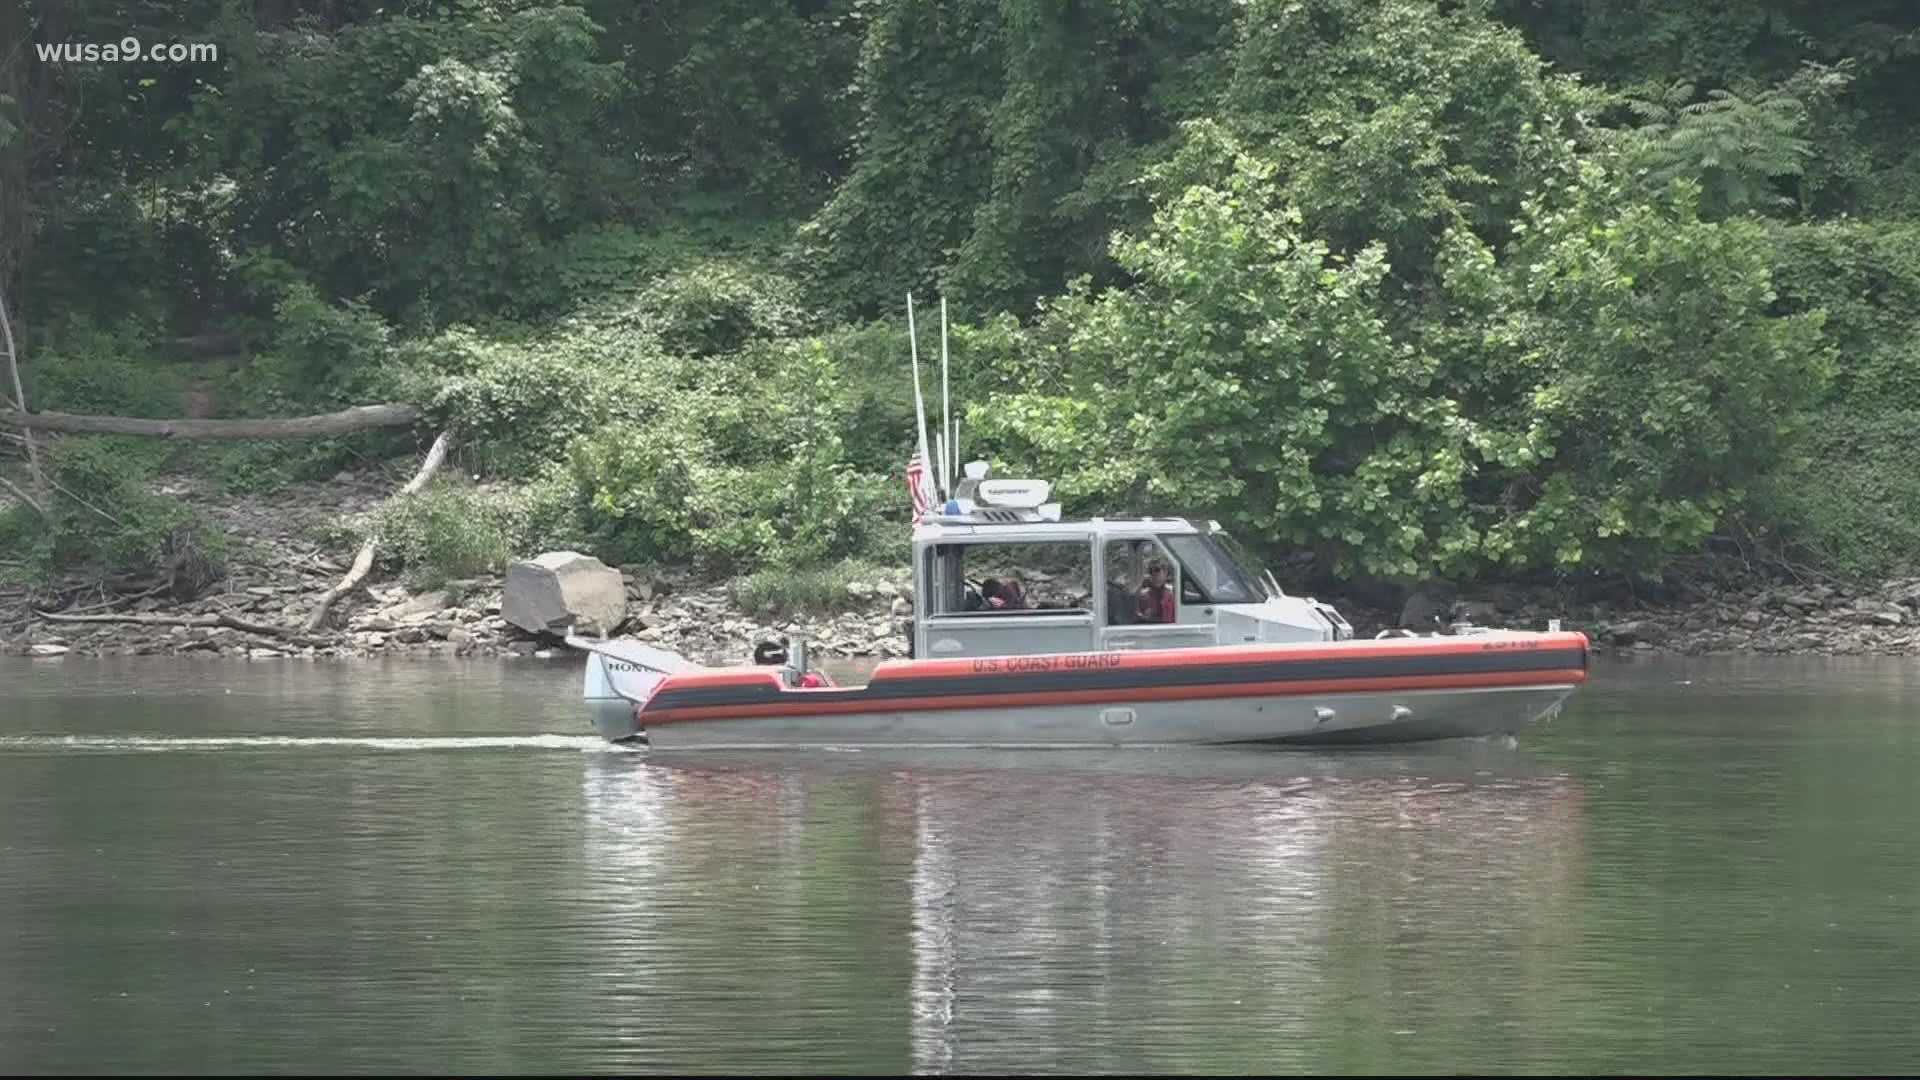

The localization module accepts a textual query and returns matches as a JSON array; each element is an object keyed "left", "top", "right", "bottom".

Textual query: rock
[
  {"left": 396, "top": 590, "right": 448, "bottom": 617},
  {"left": 1874, "top": 609, "right": 1905, "bottom": 627},
  {"left": 27, "top": 643, "right": 70, "bottom": 657},
  {"left": 502, "top": 552, "right": 627, "bottom": 637},
  {"left": 1399, "top": 590, "right": 1445, "bottom": 630},
  {"left": 448, "top": 627, "right": 475, "bottom": 650},
  {"left": 1606, "top": 619, "right": 1662, "bottom": 646},
  {"left": 533, "top": 648, "right": 557, "bottom": 659},
  {"left": 246, "top": 647, "right": 284, "bottom": 660},
  {"left": 1739, "top": 610, "right": 1764, "bottom": 627},
  {"left": 393, "top": 626, "right": 428, "bottom": 644},
  {"left": 426, "top": 622, "right": 454, "bottom": 640}
]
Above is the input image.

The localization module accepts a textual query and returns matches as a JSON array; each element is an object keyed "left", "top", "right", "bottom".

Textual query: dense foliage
[{"left": 5, "top": 0, "right": 1920, "bottom": 589}]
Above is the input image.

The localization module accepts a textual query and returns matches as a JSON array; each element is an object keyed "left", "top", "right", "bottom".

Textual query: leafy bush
[
  {"left": 1751, "top": 407, "right": 1920, "bottom": 580},
  {"left": 967, "top": 134, "right": 1830, "bottom": 581},
  {"left": 567, "top": 422, "right": 704, "bottom": 566},
  {"left": 1438, "top": 169, "right": 1832, "bottom": 574},
  {"left": 1769, "top": 220, "right": 1920, "bottom": 409},
  {"left": 565, "top": 338, "right": 908, "bottom": 572},
  {"left": 20, "top": 314, "right": 182, "bottom": 417},
  {"left": 635, "top": 260, "right": 810, "bottom": 357},
  {"left": 729, "top": 558, "right": 903, "bottom": 616},
  {"left": 368, "top": 469, "right": 583, "bottom": 589},
  {"left": 11, "top": 438, "right": 229, "bottom": 588},
  {"left": 966, "top": 148, "right": 1488, "bottom": 581},
  {"left": 420, "top": 322, "right": 665, "bottom": 475}
]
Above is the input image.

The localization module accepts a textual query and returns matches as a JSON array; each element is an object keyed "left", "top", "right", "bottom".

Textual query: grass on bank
[{"left": 728, "top": 558, "right": 904, "bottom": 616}]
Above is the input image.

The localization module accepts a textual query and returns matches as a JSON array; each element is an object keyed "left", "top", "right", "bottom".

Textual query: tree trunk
[
  {"left": 31, "top": 608, "right": 334, "bottom": 646},
  {"left": 0, "top": 402, "right": 422, "bottom": 439},
  {"left": 303, "top": 431, "right": 452, "bottom": 632},
  {"left": 0, "top": 286, "right": 43, "bottom": 501}
]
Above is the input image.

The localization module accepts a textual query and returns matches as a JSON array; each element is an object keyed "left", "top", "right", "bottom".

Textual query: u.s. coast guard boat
[
  {"left": 572, "top": 465, "right": 1589, "bottom": 749},
  {"left": 569, "top": 296, "right": 1589, "bottom": 750}
]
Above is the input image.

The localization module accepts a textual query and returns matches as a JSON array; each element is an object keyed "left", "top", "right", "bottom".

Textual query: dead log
[
  {"left": 31, "top": 608, "right": 333, "bottom": 646},
  {"left": 0, "top": 472, "right": 44, "bottom": 517},
  {"left": 0, "top": 286, "right": 44, "bottom": 500},
  {"left": 0, "top": 402, "right": 421, "bottom": 439},
  {"left": 303, "top": 430, "right": 452, "bottom": 632}
]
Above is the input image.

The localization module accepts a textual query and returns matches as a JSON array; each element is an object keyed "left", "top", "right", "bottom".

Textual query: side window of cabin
[
  {"left": 1105, "top": 538, "right": 1188, "bottom": 624},
  {"left": 1103, "top": 540, "right": 1143, "bottom": 625},
  {"left": 928, "top": 540, "right": 1092, "bottom": 615}
]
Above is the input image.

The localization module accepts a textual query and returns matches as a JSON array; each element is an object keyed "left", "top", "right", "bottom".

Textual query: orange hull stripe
[
  {"left": 659, "top": 631, "right": 1593, "bottom": 691},
  {"left": 641, "top": 668, "right": 1588, "bottom": 725}
]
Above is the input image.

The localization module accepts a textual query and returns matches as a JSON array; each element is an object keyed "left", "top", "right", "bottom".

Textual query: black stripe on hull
[{"left": 645, "top": 647, "right": 1589, "bottom": 714}]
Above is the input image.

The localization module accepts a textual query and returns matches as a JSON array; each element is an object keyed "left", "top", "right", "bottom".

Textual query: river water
[{"left": 2, "top": 654, "right": 1917, "bottom": 1074}]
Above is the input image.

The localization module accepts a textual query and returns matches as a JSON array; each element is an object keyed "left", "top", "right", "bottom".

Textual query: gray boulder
[{"left": 502, "top": 551, "right": 628, "bottom": 636}]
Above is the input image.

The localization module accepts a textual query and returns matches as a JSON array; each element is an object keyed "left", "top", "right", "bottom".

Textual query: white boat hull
[{"left": 627, "top": 682, "right": 1575, "bottom": 750}]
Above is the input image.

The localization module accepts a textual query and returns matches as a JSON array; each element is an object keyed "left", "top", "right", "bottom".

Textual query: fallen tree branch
[
  {"left": 303, "top": 430, "right": 452, "bottom": 632},
  {"left": 0, "top": 402, "right": 422, "bottom": 439},
  {"left": 31, "top": 608, "right": 332, "bottom": 645},
  {"left": 53, "top": 582, "right": 169, "bottom": 615},
  {"left": 0, "top": 472, "right": 45, "bottom": 517}
]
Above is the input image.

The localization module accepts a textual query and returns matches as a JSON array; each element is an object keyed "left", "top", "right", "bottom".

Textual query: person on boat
[
  {"left": 1000, "top": 576, "right": 1028, "bottom": 610},
  {"left": 980, "top": 578, "right": 1026, "bottom": 610},
  {"left": 1136, "top": 559, "right": 1176, "bottom": 624},
  {"left": 752, "top": 635, "right": 829, "bottom": 688},
  {"left": 978, "top": 578, "right": 1005, "bottom": 609}
]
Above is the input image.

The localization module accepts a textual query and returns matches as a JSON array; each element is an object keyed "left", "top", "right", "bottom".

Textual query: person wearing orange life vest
[{"left": 1135, "top": 559, "right": 1176, "bottom": 624}]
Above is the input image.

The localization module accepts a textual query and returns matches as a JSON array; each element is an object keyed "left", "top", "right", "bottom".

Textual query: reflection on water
[
  {"left": 3, "top": 656, "right": 1919, "bottom": 1073},
  {"left": 573, "top": 746, "right": 1588, "bottom": 1074}
]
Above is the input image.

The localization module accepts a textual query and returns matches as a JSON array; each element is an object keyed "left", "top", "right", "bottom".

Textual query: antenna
[
  {"left": 907, "top": 294, "right": 935, "bottom": 506},
  {"left": 935, "top": 431, "right": 948, "bottom": 504},
  {"left": 940, "top": 295, "right": 953, "bottom": 493}
]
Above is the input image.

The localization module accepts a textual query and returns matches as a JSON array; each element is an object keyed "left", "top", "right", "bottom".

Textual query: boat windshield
[
  {"left": 1160, "top": 533, "right": 1264, "bottom": 604},
  {"left": 1208, "top": 528, "right": 1279, "bottom": 599}
]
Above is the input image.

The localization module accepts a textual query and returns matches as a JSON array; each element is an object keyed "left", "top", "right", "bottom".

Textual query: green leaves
[{"left": 967, "top": 135, "right": 1489, "bottom": 580}]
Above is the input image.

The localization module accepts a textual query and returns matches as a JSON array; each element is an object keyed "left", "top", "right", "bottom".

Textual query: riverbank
[{"left": 6, "top": 472, "right": 1920, "bottom": 661}]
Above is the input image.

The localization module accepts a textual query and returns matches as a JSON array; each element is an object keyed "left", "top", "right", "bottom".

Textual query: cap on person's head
[{"left": 752, "top": 634, "right": 789, "bottom": 664}]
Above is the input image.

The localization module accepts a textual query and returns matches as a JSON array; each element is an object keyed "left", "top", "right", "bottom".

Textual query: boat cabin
[{"left": 909, "top": 470, "right": 1352, "bottom": 661}]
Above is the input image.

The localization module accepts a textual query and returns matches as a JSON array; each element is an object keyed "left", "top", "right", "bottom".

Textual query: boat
[
  {"left": 571, "top": 475, "right": 1589, "bottom": 749},
  {"left": 568, "top": 297, "right": 1590, "bottom": 750}
]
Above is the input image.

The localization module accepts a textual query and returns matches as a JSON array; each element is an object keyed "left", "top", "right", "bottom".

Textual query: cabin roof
[{"left": 912, "top": 515, "right": 1203, "bottom": 544}]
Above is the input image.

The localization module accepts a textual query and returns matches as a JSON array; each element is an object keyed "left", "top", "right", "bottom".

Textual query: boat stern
[
  {"left": 570, "top": 634, "right": 701, "bottom": 743},
  {"left": 582, "top": 648, "right": 646, "bottom": 741}
]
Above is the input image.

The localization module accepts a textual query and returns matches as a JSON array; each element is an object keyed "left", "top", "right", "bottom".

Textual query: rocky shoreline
[{"left": 7, "top": 473, "right": 1920, "bottom": 663}]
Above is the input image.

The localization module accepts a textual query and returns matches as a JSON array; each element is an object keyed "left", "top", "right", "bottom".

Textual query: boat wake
[{"left": 0, "top": 734, "right": 640, "bottom": 754}]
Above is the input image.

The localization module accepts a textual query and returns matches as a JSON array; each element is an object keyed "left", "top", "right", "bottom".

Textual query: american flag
[{"left": 905, "top": 447, "right": 937, "bottom": 518}]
